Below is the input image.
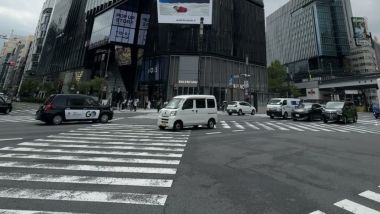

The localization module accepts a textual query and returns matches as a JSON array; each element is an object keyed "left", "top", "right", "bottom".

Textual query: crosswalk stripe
[
  {"left": 313, "top": 124, "right": 349, "bottom": 133},
  {"left": 274, "top": 122, "right": 304, "bottom": 131},
  {"left": 299, "top": 123, "right": 334, "bottom": 132},
  {"left": 289, "top": 123, "right": 319, "bottom": 132},
  {"left": 59, "top": 133, "right": 186, "bottom": 140},
  {"left": 0, "top": 152, "right": 180, "bottom": 165},
  {"left": 220, "top": 121, "right": 231, "bottom": 129},
  {"left": 18, "top": 142, "right": 185, "bottom": 152},
  {"left": 255, "top": 122, "right": 275, "bottom": 130},
  {"left": 265, "top": 122, "right": 289, "bottom": 131},
  {"left": 309, "top": 211, "right": 326, "bottom": 214},
  {"left": 77, "top": 128, "right": 190, "bottom": 135},
  {"left": 35, "top": 138, "right": 187, "bottom": 147},
  {"left": 0, "top": 209, "right": 89, "bottom": 214},
  {"left": 69, "top": 130, "right": 190, "bottom": 137},
  {"left": 0, "top": 161, "right": 177, "bottom": 174},
  {"left": 0, "top": 147, "right": 183, "bottom": 158},
  {"left": 47, "top": 135, "right": 187, "bottom": 143},
  {"left": 359, "top": 190, "right": 380, "bottom": 203},
  {"left": 0, "top": 187, "right": 167, "bottom": 206},
  {"left": 0, "top": 172, "right": 172, "bottom": 187},
  {"left": 334, "top": 199, "right": 380, "bottom": 214},
  {"left": 231, "top": 121, "right": 245, "bottom": 129},
  {"left": 244, "top": 122, "right": 260, "bottom": 130},
  {"left": 328, "top": 124, "right": 380, "bottom": 134}
]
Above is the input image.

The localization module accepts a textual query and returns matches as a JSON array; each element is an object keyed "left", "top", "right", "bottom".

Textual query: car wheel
[
  {"left": 251, "top": 109, "right": 256, "bottom": 115},
  {"left": 4, "top": 108, "right": 10, "bottom": 115},
  {"left": 309, "top": 114, "right": 313, "bottom": 122},
  {"left": 159, "top": 126, "right": 165, "bottom": 130},
  {"left": 283, "top": 112, "right": 288, "bottom": 119},
  {"left": 293, "top": 118, "right": 297, "bottom": 121},
  {"left": 173, "top": 121, "right": 183, "bottom": 131},
  {"left": 228, "top": 113, "right": 232, "bottom": 116},
  {"left": 323, "top": 118, "right": 328, "bottom": 123},
  {"left": 52, "top": 115, "right": 63, "bottom": 125},
  {"left": 238, "top": 109, "right": 243, "bottom": 116},
  {"left": 100, "top": 114, "right": 109, "bottom": 123},
  {"left": 207, "top": 119, "right": 215, "bottom": 129},
  {"left": 270, "top": 115, "right": 274, "bottom": 119}
]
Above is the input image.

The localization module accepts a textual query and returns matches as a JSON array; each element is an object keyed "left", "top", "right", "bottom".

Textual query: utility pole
[{"left": 197, "top": 17, "right": 204, "bottom": 95}]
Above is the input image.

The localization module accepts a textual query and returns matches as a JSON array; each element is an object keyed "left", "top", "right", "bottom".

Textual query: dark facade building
[
  {"left": 37, "top": 0, "right": 268, "bottom": 105},
  {"left": 266, "top": 0, "right": 354, "bottom": 83}
]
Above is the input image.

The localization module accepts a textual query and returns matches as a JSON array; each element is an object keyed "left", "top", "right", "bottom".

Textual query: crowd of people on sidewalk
[{"left": 112, "top": 88, "right": 167, "bottom": 112}]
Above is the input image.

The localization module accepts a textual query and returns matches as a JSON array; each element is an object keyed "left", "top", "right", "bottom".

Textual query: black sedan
[
  {"left": 0, "top": 96, "right": 12, "bottom": 114},
  {"left": 292, "top": 103, "right": 323, "bottom": 121}
]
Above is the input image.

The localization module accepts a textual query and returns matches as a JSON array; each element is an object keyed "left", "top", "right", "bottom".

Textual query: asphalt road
[{"left": 0, "top": 103, "right": 380, "bottom": 214}]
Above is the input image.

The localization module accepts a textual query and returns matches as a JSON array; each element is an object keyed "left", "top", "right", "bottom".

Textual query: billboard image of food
[{"left": 157, "top": 0, "right": 213, "bottom": 24}]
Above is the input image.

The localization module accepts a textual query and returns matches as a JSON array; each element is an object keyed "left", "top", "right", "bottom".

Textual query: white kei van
[
  {"left": 158, "top": 95, "right": 218, "bottom": 131},
  {"left": 266, "top": 98, "right": 301, "bottom": 119}
]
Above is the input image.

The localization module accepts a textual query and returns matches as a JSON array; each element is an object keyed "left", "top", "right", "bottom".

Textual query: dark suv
[
  {"left": 322, "top": 101, "right": 357, "bottom": 124},
  {"left": 0, "top": 96, "right": 12, "bottom": 114},
  {"left": 36, "top": 94, "right": 113, "bottom": 125}
]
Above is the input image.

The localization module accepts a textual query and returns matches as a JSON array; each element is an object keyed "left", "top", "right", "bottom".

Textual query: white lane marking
[
  {"left": 255, "top": 122, "right": 275, "bottom": 131},
  {"left": 0, "top": 187, "right": 167, "bottom": 206},
  {"left": 0, "top": 138, "right": 23, "bottom": 142},
  {"left": 359, "top": 190, "right": 380, "bottom": 203},
  {"left": 231, "top": 121, "right": 245, "bottom": 129},
  {"left": 309, "top": 211, "right": 326, "bottom": 214},
  {"left": 35, "top": 138, "right": 186, "bottom": 147},
  {"left": 314, "top": 124, "right": 349, "bottom": 133},
  {"left": 300, "top": 123, "right": 334, "bottom": 132},
  {"left": 47, "top": 135, "right": 187, "bottom": 143},
  {"left": 0, "top": 147, "right": 182, "bottom": 158},
  {"left": 274, "top": 122, "right": 304, "bottom": 131},
  {"left": 323, "top": 124, "right": 367, "bottom": 134},
  {"left": 0, "top": 153, "right": 180, "bottom": 165},
  {"left": 0, "top": 161, "right": 177, "bottom": 174},
  {"left": 232, "top": 130, "right": 244, "bottom": 132},
  {"left": 265, "top": 122, "right": 289, "bottom": 131},
  {"left": 206, "top": 132, "right": 222, "bottom": 135},
  {"left": 59, "top": 133, "right": 182, "bottom": 140},
  {"left": 334, "top": 199, "right": 380, "bottom": 214},
  {"left": 245, "top": 122, "right": 260, "bottom": 130},
  {"left": 93, "top": 124, "right": 156, "bottom": 127},
  {"left": 18, "top": 142, "right": 184, "bottom": 152},
  {"left": 0, "top": 209, "right": 89, "bottom": 214},
  {"left": 69, "top": 130, "right": 190, "bottom": 137},
  {"left": 328, "top": 124, "right": 379, "bottom": 134},
  {"left": 289, "top": 123, "right": 319, "bottom": 132},
  {"left": 0, "top": 172, "right": 172, "bottom": 187},
  {"left": 220, "top": 121, "right": 231, "bottom": 129}
]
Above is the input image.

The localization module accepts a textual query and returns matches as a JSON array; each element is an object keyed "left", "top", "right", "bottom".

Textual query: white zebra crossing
[
  {"left": 0, "top": 116, "right": 35, "bottom": 123},
  {"left": 0, "top": 124, "right": 190, "bottom": 212}
]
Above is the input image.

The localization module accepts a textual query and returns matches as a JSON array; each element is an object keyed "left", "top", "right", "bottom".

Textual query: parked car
[
  {"left": 0, "top": 96, "right": 12, "bottom": 114},
  {"left": 266, "top": 98, "right": 301, "bottom": 119},
  {"left": 322, "top": 101, "right": 357, "bottom": 124},
  {"left": 157, "top": 95, "right": 218, "bottom": 131},
  {"left": 226, "top": 101, "right": 256, "bottom": 116},
  {"left": 36, "top": 94, "right": 113, "bottom": 125},
  {"left": 292, "top": 103, "right": 323, "bottom": 121},
  {"left": 373, "top": 103, "right": 380, "bottom": 119}
]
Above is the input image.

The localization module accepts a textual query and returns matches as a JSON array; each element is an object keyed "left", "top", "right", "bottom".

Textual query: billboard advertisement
[
  {"left": 157, "top": 0, "right": 213, "bottom": 25},
  {"left": 352, "top": 17, "right": 371, "bottom": 46}
]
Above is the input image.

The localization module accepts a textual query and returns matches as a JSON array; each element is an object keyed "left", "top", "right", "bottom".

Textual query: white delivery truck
[{"left": 266, "top": 98, "right": 301, "bottom": 119}]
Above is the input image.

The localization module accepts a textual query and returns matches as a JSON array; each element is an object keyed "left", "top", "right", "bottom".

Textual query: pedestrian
[
  {"left": 147, "top": 100, "right": 151, "bottom": 109},
  {"left": 115, "top": 88, "right": 123, "bottom": 111},
  {"left": 133, "top": 98, "right": 139, "bottom": 112}
]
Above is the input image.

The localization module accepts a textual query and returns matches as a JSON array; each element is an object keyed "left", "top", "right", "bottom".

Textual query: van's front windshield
[
  {"left": 268, "top": 99, "right": 282, "bottom": 105},
  {"left": 165, "top": 98, "right": 184, "bottom": 109}
]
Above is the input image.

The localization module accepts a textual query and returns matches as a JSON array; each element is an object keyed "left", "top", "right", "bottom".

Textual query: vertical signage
[
  {"left": 137, "top": 14, "right": 150, "bottom": 46},
  {"left": 110, "top": 9, "right": 138, "bottom": 44}
]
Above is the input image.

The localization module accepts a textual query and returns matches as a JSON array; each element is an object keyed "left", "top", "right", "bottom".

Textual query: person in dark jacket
[{"left": 115, "top": 88, "right": 124, "bottom": 110}]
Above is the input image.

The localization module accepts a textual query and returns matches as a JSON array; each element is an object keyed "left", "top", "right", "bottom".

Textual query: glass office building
[{"left": 266, "top": 0, "right": 353, "bottom": 83}]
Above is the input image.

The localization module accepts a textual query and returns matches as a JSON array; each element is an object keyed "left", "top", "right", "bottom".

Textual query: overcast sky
[{"left": 0, "top": 0, "right": 379, "bottom": 43}]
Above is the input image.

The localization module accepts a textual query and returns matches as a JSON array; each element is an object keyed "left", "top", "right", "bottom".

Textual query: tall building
[
  {"left": 266, "top": 0, "right": 353, "bottom": 82},
  {"left": 24, "top": 0, "right": 56, "bottom": 75},
  {"left": 0, "top": 37, "right": 24, "bottom": 89},
  {"left": 36, "top": 0, "right": 268, "bottom": 105}
]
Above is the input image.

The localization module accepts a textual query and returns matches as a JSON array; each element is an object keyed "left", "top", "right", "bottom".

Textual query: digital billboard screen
[{"left": 157, "top": 0, "right": 213, "bottom": 25}]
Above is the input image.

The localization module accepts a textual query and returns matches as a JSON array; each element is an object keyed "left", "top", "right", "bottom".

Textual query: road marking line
[
  {"left": 18, "top": 142, "right": 185, "bottom": 152},
  {"left": 47, "top": 135, "right": 188, "bottom": 143},
  {"left": 0, "top": 138, "right": 23, "bottom": 142},
  {"left": 300, "top": 124, "right": 334, "bottom": 132},
  {"left": 59, "top": 133, "right": 183, "bottom": 140},
  {"left": 0, "top": 147, "right": 182, "bottom": 158},
  {"left": 359, "top": 190, "right": 380, "bottom": 203},
  {"left": 289, "top": 123, "right": 319, "bottom": 131},
  {"left": 69, "top": 130, "right": 190, "bottom": 137},
  {"left": 334, "top": 199, "right": 380, "bottom": 214},
  {"left": 220, "top": 121, "right": 231, "bottom": 129},
  {"left": 274, "top": 122, "right": 304, "bottom": 131},
  {"left": 35, "top": 138, "right": 187, "bottom": 147},
  {"left": 0, "top": 152, "right": 180, "bottom": 165},
  {"left": 232, "top": 130, "right": 244, "bottom": 132},
  {"left": 0, "top": 161, "right": 177, "bottom": 174},
  {"left": 314, "top": 124, "right": 349, "bottom": 133},
  {"left": 0, "top": 172, "right": 173, "bottom": 187},
  {"left": 206, "top": 132, "right": 222, "bottom": 135},
  {"left": 265, "top": 122, "right": 289, "bottom": 131},
  {"left": 231, "top": 121, "right": 245, "bottom": 129},
  {"left": 0, "top": 209, "right": 89, "bottom": 214},
  {"left": 245, "top": 122, "right": 260, "bottom": 130},
  {"left": 328, "top": 124, "right": 379, "bottom": 134},
  {"left": 0, "top": 187, "right": 167, "bottom": 206},
  {"left": 255, "top": 122, "right": 274, "bottom": 131},
  {"left": 309, "top": 211, "right": 326, "bottom": 214}
]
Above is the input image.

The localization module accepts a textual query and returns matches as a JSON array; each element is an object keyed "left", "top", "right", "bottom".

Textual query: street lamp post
[{"left": 197, "top": 17, "right": 204, "bottom": 95}]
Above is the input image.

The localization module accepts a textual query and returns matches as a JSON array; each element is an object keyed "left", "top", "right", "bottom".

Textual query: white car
[{"left": 226, "top": 101, "right": 256, "bottom": 116}]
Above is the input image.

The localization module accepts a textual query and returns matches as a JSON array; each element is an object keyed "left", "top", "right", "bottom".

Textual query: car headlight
[{"left": 170, "top": 111, "right": 177, "bottom": 116}]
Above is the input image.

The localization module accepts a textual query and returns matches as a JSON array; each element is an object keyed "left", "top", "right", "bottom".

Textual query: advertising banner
[
  {"left": 352, "top": 17, "right": 370, "bottom": 46},
  {"left": 157, "top": 0, "right": 213, "bottom": 25}
]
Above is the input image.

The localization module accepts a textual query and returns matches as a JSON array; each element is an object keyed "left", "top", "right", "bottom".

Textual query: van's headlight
[{"left": 170, "top": 111, "right": 177, "bottom": 116}]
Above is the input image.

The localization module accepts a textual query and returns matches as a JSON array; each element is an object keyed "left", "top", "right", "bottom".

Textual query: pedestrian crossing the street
[
  {"left": 309, "top": 187, "right": 380, "bottom": 214},
  {"left": 0, "top": 124, "right": 190, "bottom": 213},
  {"left": 217, "top": 120, "right": 380, "bottom": 135}
]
